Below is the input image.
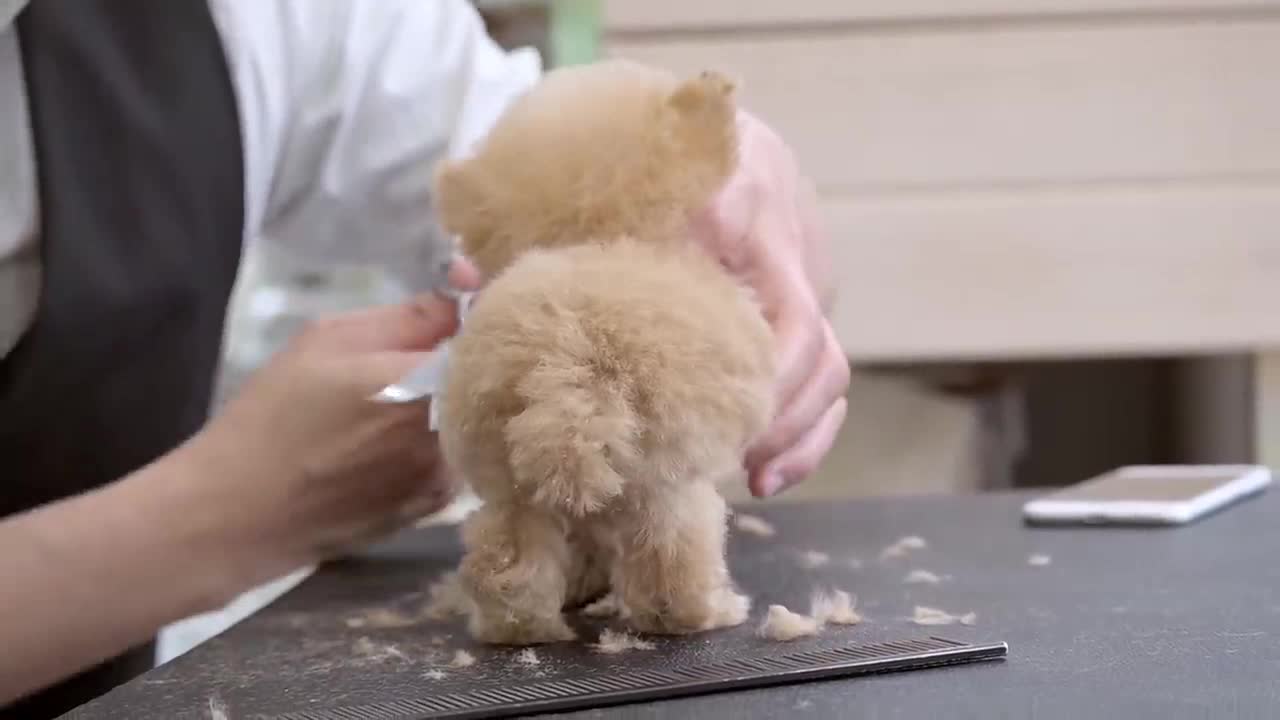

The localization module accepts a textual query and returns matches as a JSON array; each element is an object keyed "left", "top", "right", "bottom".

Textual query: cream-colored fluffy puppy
[{"left": 435, "top": 60, "right": 774, "bottom": 644}]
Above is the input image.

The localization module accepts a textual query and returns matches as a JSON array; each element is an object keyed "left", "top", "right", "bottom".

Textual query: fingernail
[
  {"left": 449, "top": 252, "right": 484, "bottom": 289},
  {"left": 762, "top": 471, "right": 786, "bottom": 497}
]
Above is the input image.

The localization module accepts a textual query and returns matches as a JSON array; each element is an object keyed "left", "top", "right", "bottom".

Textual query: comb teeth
[
  {"left": 263, "top": 636, "right": 1005, "bottom": 720},
  {"left": 628, "top": 669, "right": 673, "bottom": 686}
]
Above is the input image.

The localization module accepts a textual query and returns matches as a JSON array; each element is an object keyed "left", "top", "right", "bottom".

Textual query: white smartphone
[{"left": 1022, "top": 464, "right": 1272, "bottom": 526}]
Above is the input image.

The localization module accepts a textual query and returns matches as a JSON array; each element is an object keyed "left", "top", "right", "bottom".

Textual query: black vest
[{"left": 1, "top": 0, "right": 244, "bottom": 716}]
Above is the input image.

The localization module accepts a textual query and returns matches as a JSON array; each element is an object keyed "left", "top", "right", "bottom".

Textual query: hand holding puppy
[{"left": 690, "top": 110, "right": 851, "bottom": 498}]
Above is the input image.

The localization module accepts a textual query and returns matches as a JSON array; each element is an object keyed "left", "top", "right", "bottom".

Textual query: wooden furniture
[{"left": 600, "top": 1, "right": 1280, "bottom": 466}]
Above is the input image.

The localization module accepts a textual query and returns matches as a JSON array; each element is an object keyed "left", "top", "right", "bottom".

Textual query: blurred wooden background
[{"left": 597, "top": 0, "right": 1279, "bottom": 499}]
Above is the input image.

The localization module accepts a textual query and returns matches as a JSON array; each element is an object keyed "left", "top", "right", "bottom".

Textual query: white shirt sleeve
[{"left": 209, "top": 0, "right": 541, "bottom": 291}]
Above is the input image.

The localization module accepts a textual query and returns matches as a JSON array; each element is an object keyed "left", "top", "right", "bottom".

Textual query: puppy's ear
[
  {"left": 663, "top": 71, "right": 741, "bottom": 194},
  {"left": 666, "top": 70, "right": 738, "bottom": 118},
  {"left": 433, "top": 159, "right": 487, "bottom": 235}
]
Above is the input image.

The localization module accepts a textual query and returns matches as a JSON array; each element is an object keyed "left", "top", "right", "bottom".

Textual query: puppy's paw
[
  {"left": 627, "top": 604, "right": 713, "bottom": 636},
  {"left": 581, "top": 592, "right": 629, "bottom": 619},
  {"left": 625, "top": 585, "right": 751, "bottom": 635},
  {"left": 469, "top": 612, "right": 577, "bottom": 646},
  {"left": 708, "top": 587, "right": 751, "bottom": 629}
]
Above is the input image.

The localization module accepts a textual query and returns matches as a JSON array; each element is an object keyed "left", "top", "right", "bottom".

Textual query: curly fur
[{"left": 435, "top": 60, "right": 774, "bottom": 644}]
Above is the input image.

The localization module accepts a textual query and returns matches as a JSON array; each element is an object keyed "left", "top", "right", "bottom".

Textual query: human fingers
[
  {"left": 688, "top": 168, "right": 754, "bottom": 273},
  {"left": 359, "top": 438, "right": 456, "bottom": 542},
  {"left": 310, "top": 349, "right": 436, "bottom": 401},
  {"left": 768, "top": 281, "right": 824, "bottom": 393},
  {"left": 299, "top": 293, "right": 462, "bottom": 353},
  {"left": 398, "top": 461, "right": 459, "bottom": 522},
  {"left": 346, "top": 416, "right": 447, "bottom": 503},
  {"left": 746, "top": 321, "right": 850, "bottom": 480},
  {"left": 795, "top": 175, "right": 836, "bottom": 314},
  {"left": 305, "top": 437, "right": 445, "bottom": 557},
  {"left": 447, "top": 253, "right": 484, "bottom": 290},
  {"left": 742, "top": 179, "right": 825, "bottom": 402},
  {"left": 750, "top": 395, "right": 848, "bottom": 498},
  {"left": 727, "top": 110, "right": 830, "bottom": 409}
]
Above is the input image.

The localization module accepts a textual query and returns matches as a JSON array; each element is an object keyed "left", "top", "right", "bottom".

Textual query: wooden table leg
[{"left": 1255, "top": 352, "right": 1280, "bottom": 469}]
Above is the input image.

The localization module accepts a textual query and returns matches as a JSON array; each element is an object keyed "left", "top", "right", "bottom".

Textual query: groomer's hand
[
  {"left": 182, "top": 260, "right": 481, "bottom": 575},
  {"left": 691, "top": 110, "right": 850, "bottom": 498}
]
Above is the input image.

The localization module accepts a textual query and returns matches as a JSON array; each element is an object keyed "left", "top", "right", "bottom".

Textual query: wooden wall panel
[
  {"left": 602, "top": 3, "right": 1280, "bottom": 363},
  {"left": 608, "top": 19, "right": 1280, "bottom": 193},
  {"left": 604, "top": 0, "right": 1280, "bottom": 32},
  {"left": 824, "top": 185, "right": 1280, "bottom": 360}
]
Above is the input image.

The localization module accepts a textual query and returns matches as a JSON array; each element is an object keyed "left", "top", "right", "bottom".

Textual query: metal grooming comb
[{"left": 258, "top": 636, "right": 1008, "bottom": 720}]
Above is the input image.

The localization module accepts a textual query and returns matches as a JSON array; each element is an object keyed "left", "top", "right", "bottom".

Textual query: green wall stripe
[{"left": 550, "top": 0, "right": 601, "bottom": 66}]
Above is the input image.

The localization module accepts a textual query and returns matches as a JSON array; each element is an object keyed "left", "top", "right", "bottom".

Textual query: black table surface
[{"left": 68, "top": 488, "right": 1280, "bottom": 719}]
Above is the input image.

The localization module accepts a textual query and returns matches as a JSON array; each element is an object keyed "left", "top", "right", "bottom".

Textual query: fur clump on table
[
  {"left": 450, "top": 649, "right": 477, "bottom": 668},
  {"left": 431, "top": 59, "right": 780, "bottom": 646},
  {"left": 591, "top": 629, "right": 657, "bottom": 654},
  {"left": 758, "top": 589, "right": 863, "bottom": 642},
  {"left": 879, "top": 535, "right": 928, "bottom": 561},
  {"left": 903, "top": 569, "right": 945, "bottom": 585},
  {"left": 758, "top": 605, "right": 821, "bottom": 641},
  {"left": 797, "top": 550, "right": 831, "bottom": 569},
  {"left": 911, "top": 606, "right": 977, "bottom": 627},
  {"left": 732, "top": 513, "right": 777, "bottom": 538},
  {"left": 810, "top": 589, "right": 862, "bottom": 626}
]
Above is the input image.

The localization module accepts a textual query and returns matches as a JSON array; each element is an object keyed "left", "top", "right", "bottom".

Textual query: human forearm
[
  {"left": 0, "top": 443, "right": 269, "bottom": 707},
  {"left": 0, "top": 288, "right": 468, "bottom": 708}
]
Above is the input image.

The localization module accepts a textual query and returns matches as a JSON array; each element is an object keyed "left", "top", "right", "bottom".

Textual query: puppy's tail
[{"left": 504, "top": 365, "right": 638, "bottom": 517}]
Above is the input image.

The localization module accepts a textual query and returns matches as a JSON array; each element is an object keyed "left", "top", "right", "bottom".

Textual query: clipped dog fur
[
  {"left": 732, "top": 513, "right": 776, "bottom": 538},
  {"left": 435, "top": 60, "right": 775, "bottom": 645},
  {"left": 592, "top": 629, "right": 657, "bottom": 654},
  {"left": 911, "top": 606, "right": 977, "bottom": 627},
  {"left": 758, "top": 604, "right": 821, "bottom": 642}
]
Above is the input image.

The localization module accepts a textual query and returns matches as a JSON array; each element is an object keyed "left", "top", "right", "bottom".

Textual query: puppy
[{"left": 435, "top": 60, "right": 774, "bottom": 644}]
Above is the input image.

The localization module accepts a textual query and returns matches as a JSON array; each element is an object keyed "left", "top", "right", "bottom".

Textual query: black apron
[{"left": 1, "top": 0, "right": 244, "bottom": 716}]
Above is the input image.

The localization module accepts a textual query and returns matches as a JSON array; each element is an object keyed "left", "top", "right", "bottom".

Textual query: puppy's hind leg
[
  {"left": 614, "top": 482, "right": 750, "bottom": 635},
  {"left": 564, "top": 524, "right": 614, "bottom": 610},
  {"left": 457, "top": 503, "right": 577, "bottom": 645}
]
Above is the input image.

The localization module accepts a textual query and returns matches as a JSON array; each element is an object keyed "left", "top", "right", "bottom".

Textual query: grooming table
[{"left": 65, "top": 489, "right": 1280, "bottom": 719}]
